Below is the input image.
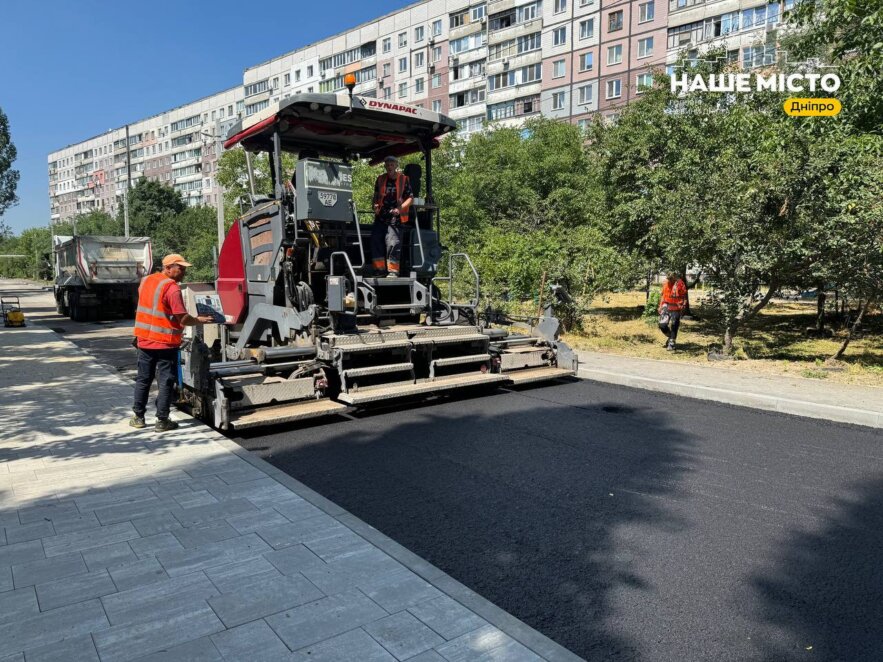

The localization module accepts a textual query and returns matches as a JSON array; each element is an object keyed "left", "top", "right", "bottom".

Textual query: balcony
[
  {"left": 488, "top": 18, "right": 542, "bottom": 45},
  {"left": 488, "top": 0, "right": 517, "bottom": 13},
  {"left": 449, "top": 75, "right": 488, "bottom": 95},
  {"left": 448, "top": 102, "right": 488, "bottom": 120},
  {"left": 449, "top": 47, "right": 487, "bottom": 67},
  {"left": 487, "top": 49, "right": 542, "bottom": 74},
  {"left": 450, "top": 20, "right": 485, "bottom": 40},
  {"left": 486, "top": 81, "right": 542, "bottom": 103}
]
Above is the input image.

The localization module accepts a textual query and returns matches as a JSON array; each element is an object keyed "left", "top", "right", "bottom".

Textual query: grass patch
[{"left": 564, "top": 290, "right": 883, "bottom": 387}]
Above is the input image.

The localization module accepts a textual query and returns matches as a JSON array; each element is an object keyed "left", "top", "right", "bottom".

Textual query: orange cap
[{"left": 162, "top": 254, "right": 192, "bottom": 268}]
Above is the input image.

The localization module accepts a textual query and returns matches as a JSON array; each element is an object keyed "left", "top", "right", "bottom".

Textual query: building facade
[{"left": 49, "top": 0, "right": 788, "bottom": 225}]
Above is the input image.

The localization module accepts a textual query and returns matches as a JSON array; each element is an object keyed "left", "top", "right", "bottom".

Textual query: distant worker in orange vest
[
  {"left": 371, "top": 155, "right": 413, "bottom": 278},
  {"left": 658, "top": 272, "right": 688, "bottom": 351},
  {"left": 130, "top": 254, "right": 214, "bottom": 432}
]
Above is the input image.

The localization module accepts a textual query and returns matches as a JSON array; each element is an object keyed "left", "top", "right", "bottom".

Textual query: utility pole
[
  {"left": 124, "top": 124, "right": 131, "bottom": 237},
  {"left": 214, "top": 129, "right": 225, "bottom": 246}
]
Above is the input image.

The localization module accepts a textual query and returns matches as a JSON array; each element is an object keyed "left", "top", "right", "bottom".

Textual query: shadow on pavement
[{"left": 750, "top": 477, "right": 883, "bottom": 661}]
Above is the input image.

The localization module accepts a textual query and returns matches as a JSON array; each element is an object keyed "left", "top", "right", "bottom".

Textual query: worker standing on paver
[
  {"left": 371, "top": 155, "right": 413, "bottom": 277},
  {"left": 130, "top": 254, "right": 213, "bottom": 432},
  {"left": 658, "top": 271, "right": 687, "bottom": 351}
]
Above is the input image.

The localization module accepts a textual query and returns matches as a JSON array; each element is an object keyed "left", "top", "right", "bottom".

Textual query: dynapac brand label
[{"left": 363, "top": 99, "right": 419, "bottom": 115}]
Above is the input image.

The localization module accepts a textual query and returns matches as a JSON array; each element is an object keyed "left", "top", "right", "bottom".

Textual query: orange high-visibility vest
[
  {"left": 134, "top": 272, "right": 184, "bottom": 347},
  {"left": 661, "top": 279, "right": 687, "bottom": 312},
  {"left": 375, "top": 173, "right": 411, "bottom": 223}
]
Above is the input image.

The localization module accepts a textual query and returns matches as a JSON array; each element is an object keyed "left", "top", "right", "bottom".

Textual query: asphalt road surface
[
  {"left": 19, "top": 285, "right": 883, "bottom": 661},
  {"left": 233, "top": 379, "right": 883, "bottom": 662}
]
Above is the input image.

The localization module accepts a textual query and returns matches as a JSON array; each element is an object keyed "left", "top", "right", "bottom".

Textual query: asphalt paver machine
[{"left": 180, "top": 90, "right": 577, "bottom": 430}]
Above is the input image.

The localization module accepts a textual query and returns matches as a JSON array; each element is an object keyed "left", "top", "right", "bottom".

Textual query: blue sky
[{"left": 0, "top": 0, "right": 408, "bottom": 233}]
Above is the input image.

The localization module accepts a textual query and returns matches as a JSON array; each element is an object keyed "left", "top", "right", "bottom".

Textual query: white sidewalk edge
[{"left": 577, "top": 367, "right": 882, "bottom": 429}]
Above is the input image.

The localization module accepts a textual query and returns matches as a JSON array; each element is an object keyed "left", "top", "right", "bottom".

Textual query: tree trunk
[
  {"left": 723, "top": 324, "right": 736, "bottom": 353},
  {"left": 681, "top": 264, "right": 692, "bottom": 317},
  {"left": 833, "top": 298, "right": 871, "bottom": 360},
  {"left": 816, "top": 290, "right": 826, "bottom": 331}
]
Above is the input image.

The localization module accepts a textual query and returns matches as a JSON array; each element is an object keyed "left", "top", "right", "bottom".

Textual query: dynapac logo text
[{"left": 365, "top": 100, "right": 418, "bottom": 115}]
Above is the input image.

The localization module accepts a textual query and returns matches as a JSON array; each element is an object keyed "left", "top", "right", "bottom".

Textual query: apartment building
[
  {"left": 49, "top": 87, "right": 243, "bottom": 224},
  {"left": 49, "top": 0, "right": 793, "bottom": 224},
  {"left": 665, "top": 0, "right": 795, "bottom": 71}
]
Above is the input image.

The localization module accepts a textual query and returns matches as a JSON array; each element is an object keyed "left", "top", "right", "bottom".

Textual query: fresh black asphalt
[{"left": 233, "top": 379, "right": 883, "bottom": 662}]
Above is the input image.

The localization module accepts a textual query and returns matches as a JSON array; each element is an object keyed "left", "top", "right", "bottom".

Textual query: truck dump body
[{"left": 53, "top": 235, "right": 152, "bottom": 321}]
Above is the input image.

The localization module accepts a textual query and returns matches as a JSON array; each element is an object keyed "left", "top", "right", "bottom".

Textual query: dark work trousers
[
  {"left": 659, "top": 310, "right": 682, "bottom": 342},
  {"left": 370, "top": 220, "right": 403, "bottom": 273},
  {"left": 132, "top": 347, "right": 179, "bottom": 421}
]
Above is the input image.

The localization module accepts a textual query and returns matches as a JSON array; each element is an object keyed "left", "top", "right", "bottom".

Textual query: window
[
  {"left": 382, "top": 37, "right": 392, "bottom": 53},
  {"left": 415, "top": 26, "right": 425, "bottom": 42},
  {"left": 414, "top": 52, "right": 425, "bottom": 68},
  {"left": 415, "top": 78, "right": 425, "bottom": 93},
  {"left": 295, "top": 70, "right": 301, "bottom": 82},
  {"left": 554, "top": 0, "right": 567, "bottom": 13},
  {"left": 244, "top": 80, "right": 269, "bottom": 97},
  {"left": 636, "top": 72, "right": 653, "bottom": 92},
  {"left": 553, "top": 27, "right": 567, "bottom": 45},
  {"left": 383, "top": 63, "right": 391, "bottom": 77},
  {"left": 456, "top": 115, "right": 484, "bottom": 134},
  {"left": 552, "top": 91, "right": 566, "bottom": 110},
  {"left": 705, "top": 12, "right": 740, "bottom": 38},
  {"left": 606, "top": 78, "right": 622, "bottom": 98},
  {"left": 450, "top": 10, "right": 468, "bottom": 28},
  {"left": 608, "top": 10, "right": 623, "bottom": 31},
  {"left": 432, "top": 46, "right": 442, "bottom": 62},
  {"left": 667, "top": 21, "right": 702, "bottom": 48},
  {"left": 307, "top": 65, "right": 314, "bottom": 77},
  {"left": 449, "top": 32, "right": 486, "bottom": 53},
  {"left": 579, "top": 52, "right": 594, "bottom": 71},
  {"left": 518, "top": 2, "right": 540, "bottom": 21},
  {"left": 488, "top": 63, "right": 542, "bottom": 90},
  {"left": 580, "top": 0, "right": 593, "bottom": 5},
  {"left": 577, "top": 118, "right": 590, "bottom": 132},
  {"left": 432, "top": 19, "right": 442, "bottom": 36},
  {"left": 399, "top": 82, "right": 408, "bottom": 98},
  {"left": 579, "top": 19, "right": 594, "bottom": 40},
  {"left": 399, "top": 32, "right": 408, "bottom": 47},
  {"left": 383, "top": 87, "right": 391, "bottom": 99},
  {"left": 272, "top": 77, "right": 279, "bottom": 89},
  {"left": 399, "top": 57, "right": 408, "bottom": 73},
  {"left": 472, "top": 4, "right": 486, "bottom": 20},
  {"left": 607, "top": 44, "right": 623, "bottom": 65},
  {"left": 638, "top": 37, "right": 653, "bottom": 58},
  {"left": 432, "top": 73, "right": 442, "bottom": 88},
  {"left": 578, "top": 84, "right": 593, "bottom": 104},
  {"left": 432, "top": 99, "right": 442, "bottom": 112},
  {"left": 742, "top": 44, "right": 776, "bottom": 68},
  {"left": 553, "top": 59, "right": 566, "bottom": 78},
  {"left": 639, "top": 1, "right": 655, "bottom": 22}
]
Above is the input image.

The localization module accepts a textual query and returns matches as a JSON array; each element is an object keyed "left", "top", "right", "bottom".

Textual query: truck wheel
[
  {"left": 56, "top": 297, "right": 68, "bottom": 316},
  {"left": 70, "top": 293, "right": 85, "bottom": 322}
]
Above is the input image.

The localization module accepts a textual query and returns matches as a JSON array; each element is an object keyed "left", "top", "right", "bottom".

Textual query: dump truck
[
  {"left": 53, "top": 235, "right": 152, "bottom": 321},
  {"left": 179, "top": 88, "right": 577, "bottom": 430}
]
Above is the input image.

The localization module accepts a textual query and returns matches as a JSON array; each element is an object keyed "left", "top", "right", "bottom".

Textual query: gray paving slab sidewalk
[
  {"left": 0, "top": 282, "right": 581, "bottom": 662},
  {"left": 577, "top": 350, "right": 883, "bottom": 428}
]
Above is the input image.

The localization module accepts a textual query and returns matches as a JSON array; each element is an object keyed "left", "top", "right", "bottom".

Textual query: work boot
[
  {"left": 129, "top": 415, "right": 146, "bottom": 429},
  {"left": 386, "top": 271, "right": 399, "bottom": 278},
  {"left": 154, "top": 418, "right": 179, "bottom": 432}
]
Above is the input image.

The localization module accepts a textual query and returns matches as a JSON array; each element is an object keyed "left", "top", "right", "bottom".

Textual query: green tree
[
  {"left": 216, "top": 148, "right": 295, "bottom": 224},
  {"left": 590, "top": 57, "right": 834, "bottom": 352},
  {"left": 153, "top": 205, "right": 219, "bottom": 281},
  {"left": 122, "top": 178, "right": 185, "bottom": 238},
  {"left": 55, "top": 210, "right": 123, "bottom": 236},
  {"left": 784, "top": 0, "right": 883, "bottom": 133},
  {"left": 0, "top": 107, "right": 20, "bottom": 217}
]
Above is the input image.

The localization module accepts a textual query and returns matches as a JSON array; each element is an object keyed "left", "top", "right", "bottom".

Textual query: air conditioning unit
[
  {"left": 429, "top": 64, "right": 436, "bottom": 73},
  {"left": 480, "top": 16, "right": 487, "bottom": 24},
  {"left": 320, "top": 71, "right": 327, "bottom": 79},
  {"left": 450, "top": 56, "right": 459, "bottom": 66},
  {"left": 429, "top": 36, "right": 435, "bottom": 45},
  {"left": 503, "top": 59, "right": 511, "bottom": 69}
]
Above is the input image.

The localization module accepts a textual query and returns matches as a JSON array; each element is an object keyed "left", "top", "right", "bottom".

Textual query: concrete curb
[{"left": 577, "top": 367, "right": 882, "bottom": 429}]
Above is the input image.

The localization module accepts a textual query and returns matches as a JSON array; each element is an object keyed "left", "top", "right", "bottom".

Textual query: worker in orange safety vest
[
  {"left": 130, "top": 254, "right": 214, "bottom": 432},
  {"left": 371, "top": 155, "right": 413, "bottom": 278},
  {"left": 658, "top": 271, "right": 688, "bottom": 351}
]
